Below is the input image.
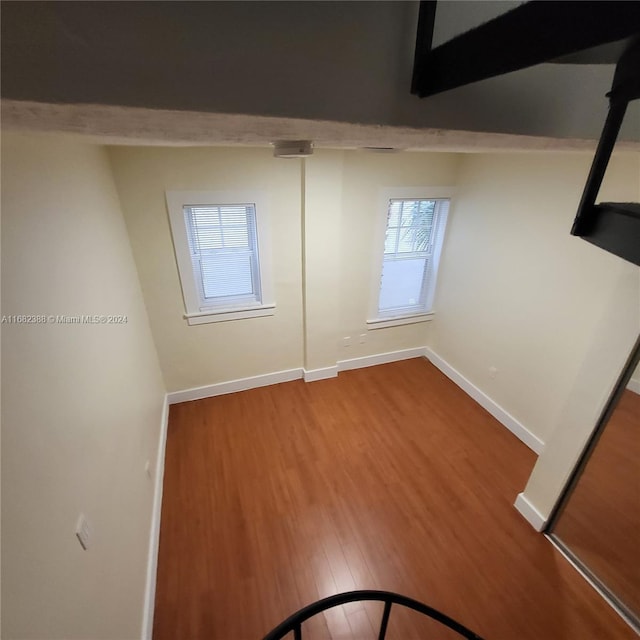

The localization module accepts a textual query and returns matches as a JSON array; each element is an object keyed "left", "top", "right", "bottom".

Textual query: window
[
  {"left": 166, "top": 190, "right": 274, "bottom": 325},
  {"left": 368, "top": 189, "right": 451, "bottom": 329}
]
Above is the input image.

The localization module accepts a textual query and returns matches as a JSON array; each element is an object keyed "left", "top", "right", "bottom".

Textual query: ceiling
[{"left": 1, "top": 1, "right": 638, "bottom": 150}]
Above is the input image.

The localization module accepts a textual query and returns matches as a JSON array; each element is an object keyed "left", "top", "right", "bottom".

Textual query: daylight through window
[
  {"left": 166, "top": 190, "right": 274, "bottom": 325},
  {"left": 377, "top": 198, "right": 449, "bottom": 318},
  {"left": 184, "top": 204, "right": 261, "bottom": 309}
]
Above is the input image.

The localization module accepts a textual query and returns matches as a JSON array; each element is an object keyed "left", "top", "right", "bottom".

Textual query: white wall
[
  {"left": 302, "top": 149, "right": 460, "bottom": 372},
  {"left": 109, "top": 146, "right": 305, "bottom": 392},
  {"left": 431, "top": 152, "right": 639, "bottom": 445},
  {"left": 109, "top": 147, "right": 460, "bottom": 385},
  {"left": 302, "top": 151, "right": 345, "bottom": 371},
  {"left": 336, "top": 150, "right": 459, "bottom": 363},
  {"left": 523, "top": 273, "right": 639, "bottom": 520},
  {"left": 429, "top": 150, "right": 639, "bottom": 520},
  {"left": 1, "top": 134, "right": 166, "bottom": 639},
  {"left": 521, "top": 153, "right": 640, "bottom": 520}
]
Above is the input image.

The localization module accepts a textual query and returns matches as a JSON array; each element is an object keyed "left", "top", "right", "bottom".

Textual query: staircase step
[{"left": 580, "top": 202, "right": 640, "bottom": 266}]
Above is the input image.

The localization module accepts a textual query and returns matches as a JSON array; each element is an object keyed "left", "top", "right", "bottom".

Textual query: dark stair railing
[
  {"left": 570, "top": 37, "right": 640, "bottom": 266},
  {"left": 262, "top": 589, "right": 484, "bottom": 640}
]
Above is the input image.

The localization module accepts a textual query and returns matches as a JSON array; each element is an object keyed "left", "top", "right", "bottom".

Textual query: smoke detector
[{"left": 272, "top": 140, "right": 313, "bottom": 158}]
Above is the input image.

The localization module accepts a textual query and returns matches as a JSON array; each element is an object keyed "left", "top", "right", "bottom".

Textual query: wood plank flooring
[
  {"left": 153, "top": 358, "right": 636, "bottom": 639},
  {"left": 552, "top": 389, "right": 640, "bottom": 618}
]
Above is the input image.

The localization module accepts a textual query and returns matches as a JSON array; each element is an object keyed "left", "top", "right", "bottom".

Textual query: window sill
[
  {"left": 366, "top": 312, "right": 434, "bottom": 330},
  {"left": 185, "top": 304, "right": 275, "bottom": 325}
]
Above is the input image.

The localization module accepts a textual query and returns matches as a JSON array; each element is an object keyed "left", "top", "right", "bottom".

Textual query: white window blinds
[
  {"left": 184, "top": 203, "right": 262, "bottom": 310},
  {"left": 377, "top": 198, "right": 449, "bottom": 317}
]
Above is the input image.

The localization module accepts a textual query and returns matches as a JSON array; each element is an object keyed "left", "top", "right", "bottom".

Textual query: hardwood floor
[
  {"left": 153, "top": 358, "right": 635, "bottom": 639},
  {"left": 552, "top": 389, "right": 640, "bottom": 619}
]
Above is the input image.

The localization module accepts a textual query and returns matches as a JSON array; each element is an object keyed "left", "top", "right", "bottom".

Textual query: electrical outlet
[
  {"left": 342, "top": 336, "right": 352, "bottom": 347},
  {"left": 144, "top": 459, "right": 152, "bottom": 478},
  {"left": 489, "top": 366, "right": 498, "bottom": 379},
  {"left": 75, "top": 513, "right": 91, "bottom": 551},
  {"left": 359, "top": 333, "right": 367, "bottom": 344}
]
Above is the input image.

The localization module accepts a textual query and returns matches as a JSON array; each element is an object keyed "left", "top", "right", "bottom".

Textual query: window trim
[
  {"left": 166, "top": 190, "right": 274, "bottom": 325},
  {"left": 367, "top": 187, "right": 454, "bottom": 329}
]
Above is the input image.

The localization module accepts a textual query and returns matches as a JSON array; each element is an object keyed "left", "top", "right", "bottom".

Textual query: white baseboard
[
  {"left": 338, "top": 347, "right": 428, "bottom": 372},
  {"left": 302, "top": 348, "right": 428, "bottom": 381},
  {"left": 514, "top": 492, "right": 547, "bottom": 532},
  {"left": 303, "top": 366, "right": 339, "bottom": 382},
  {"left": 424, "top": 348, "right": 545, "bottom": 455},
  {"left": 167, "top": 368, "right": 303, "bottom": 404},
  {"left": 167, "top": 349, "right": 432, "bottom": 401},
  {"left": 627, "top": 377, "right": 640, "bottom": 395},
  {"left": 141, "top": 395, "right": 170, "bottom": 640}
]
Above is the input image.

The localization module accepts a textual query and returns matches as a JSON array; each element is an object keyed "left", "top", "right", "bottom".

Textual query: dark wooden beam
[
  {"left": 410, "top": 0, "right": 437, "bottom": 95},
  {"left": 412, "top": 1, "right": 640, "bottom": 98}
]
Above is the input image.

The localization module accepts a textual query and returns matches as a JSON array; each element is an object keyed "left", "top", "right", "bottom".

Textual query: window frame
[
  {"left": 367, "top": 187, "right": 454, "bottom": 330},
  {"left": 166, "top": 190, "right": 274, "bottom": 325}
]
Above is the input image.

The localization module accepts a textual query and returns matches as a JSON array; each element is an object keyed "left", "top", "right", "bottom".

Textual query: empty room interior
[{"left": 1, "top": 2, "right": 640, "bottom": 639}]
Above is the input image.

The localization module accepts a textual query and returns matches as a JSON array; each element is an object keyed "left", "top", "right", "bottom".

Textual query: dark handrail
[{"left": 262, "top": 589, "right": 484, "bottom": 640}]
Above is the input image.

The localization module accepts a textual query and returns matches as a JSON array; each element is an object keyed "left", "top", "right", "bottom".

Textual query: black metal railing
[
  {"left": 569, "top": 36, "right": 640, "bottom": 266},
  {"left": 262, "top": 589, "right": 484, "bottom": 640}
]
